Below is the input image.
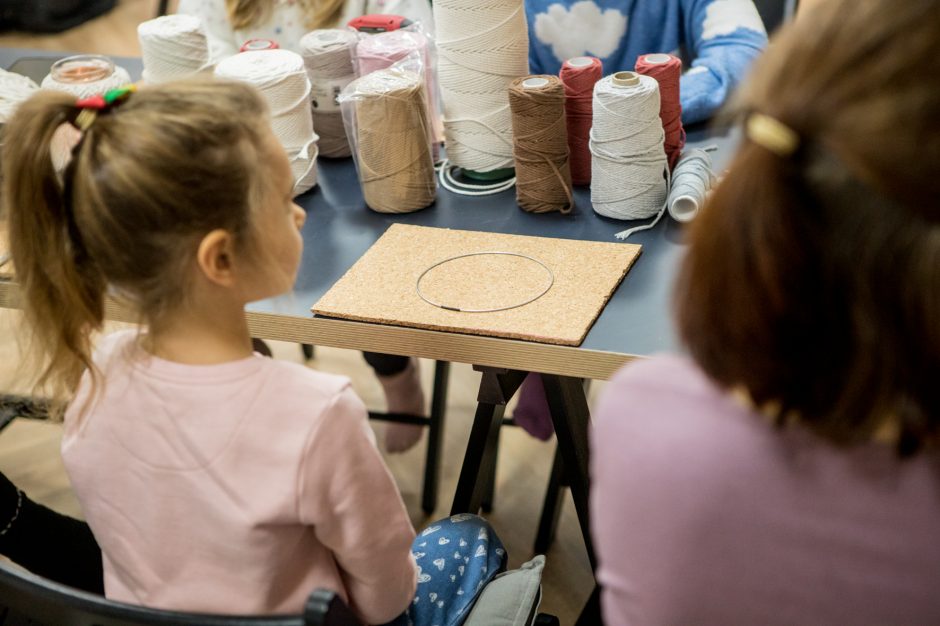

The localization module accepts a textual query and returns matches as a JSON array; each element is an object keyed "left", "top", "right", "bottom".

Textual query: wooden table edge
[{"left": 1, "top": 280, "right": 638, "bottom": 380}]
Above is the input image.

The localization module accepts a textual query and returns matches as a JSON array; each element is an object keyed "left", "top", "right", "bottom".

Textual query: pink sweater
[
  {"left": 62, "top": 331, "right": 417, "bottom": 624},
  {"left": 591, "top": 355, "right": 940, "bottom": 625}
]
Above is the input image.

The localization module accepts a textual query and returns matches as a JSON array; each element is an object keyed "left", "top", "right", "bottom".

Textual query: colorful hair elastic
[
  {"left": 74, "top": 83, "right": 138, "bottom": 131},
  {"left": 746, "top": 112, "right": 799, "bottom": 157}
]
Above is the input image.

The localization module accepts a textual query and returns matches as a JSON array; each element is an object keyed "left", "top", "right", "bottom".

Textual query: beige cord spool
[
  {"left": 508, "top": 75, "right": 574, "bottom": 214},
  {"left": 354, "top": 69, "right": 436, "bottom": 213},
  {"left": 300, "top": 29, "right": 357, "bottom": 158}
]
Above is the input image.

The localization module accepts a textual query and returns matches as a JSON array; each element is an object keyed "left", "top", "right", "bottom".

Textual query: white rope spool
[
  {"left": 0, "top": 68, "right": 38, "bottom": 123},
  {"left": 589, "top": 72, "right": 668, "bottom": 237},
  {"left": 40, "top": 55, "right": 133, "bottom": 99},
  {"left": 138, "top": 14, "right": 210, "bottom": 84},
  {"left": 668, "top": 148, "right": 715, "bottom": 223},
  {"left": 300, "top": 29, "right": 357, "bottom": 158},
  {"left": 433, "top": 0, "right": 530, "bottom": 173},
  {"left": 215, "top": 49, "right": 319, "bottom": 195}
]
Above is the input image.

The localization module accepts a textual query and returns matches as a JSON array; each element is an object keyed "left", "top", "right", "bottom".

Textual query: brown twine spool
[
  {"left": 300, "top": 29, "right": 357, "bottom": 158},
  {"left": 508, "top": 75, "right": 574, "bottom": 214},
  {"left": 354, "top": 69, "right": 436, "bottom": 213}
]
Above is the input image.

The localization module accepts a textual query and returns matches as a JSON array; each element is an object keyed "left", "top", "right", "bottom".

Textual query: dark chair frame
[{"left": 0, "top": 560, "right": 360, "bottom": 626}]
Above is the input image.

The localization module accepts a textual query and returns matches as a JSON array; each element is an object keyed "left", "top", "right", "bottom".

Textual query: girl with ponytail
[
  {"left": 3, "top": 79, "right": 507, "bottom": 623},
  {"left": 177, "top": 0, "right": 436, "bottom": 456}
]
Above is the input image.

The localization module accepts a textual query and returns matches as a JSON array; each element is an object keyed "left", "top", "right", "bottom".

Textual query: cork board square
[{"left": 312, "top": 224, "right": 641, "bottom": 346}]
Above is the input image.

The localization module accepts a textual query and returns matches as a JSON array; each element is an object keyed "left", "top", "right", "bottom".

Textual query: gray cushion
[{"left": 463, "top": 555, "right": 545, "bottom": 626}]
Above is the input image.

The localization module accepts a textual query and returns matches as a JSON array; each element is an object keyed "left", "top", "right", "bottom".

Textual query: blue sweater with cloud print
[{"left": 526, "top": 0, "right": 768, "bottom": 124}]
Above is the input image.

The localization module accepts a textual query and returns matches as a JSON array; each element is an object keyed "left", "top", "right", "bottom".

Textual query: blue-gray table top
[{"left": 2, "top": 48, "right": 737, "bottom": 362}]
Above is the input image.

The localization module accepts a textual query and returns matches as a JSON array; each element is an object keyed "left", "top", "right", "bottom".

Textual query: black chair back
[{"left": 0, "top": 561, "right": 361, "bottom": 626}]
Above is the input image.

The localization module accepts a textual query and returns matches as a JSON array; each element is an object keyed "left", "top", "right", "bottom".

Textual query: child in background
[
  {"left": 177, "top": 0, "right": 436, "bottom": 454},
  {"left": 513, "top": 0, "right": 768, "bottom": 439},
  {"left": 179, "top": 0, "right": 434, "bottom": 63},
  {"left": 525, "top": 0, "right": 768, "bottom": 124},
  {"left": 3, "top": 79, "right": 502, "bottom": 624},
  {"left": 592, "top": 0, "right": 940, "bottom": 622}
]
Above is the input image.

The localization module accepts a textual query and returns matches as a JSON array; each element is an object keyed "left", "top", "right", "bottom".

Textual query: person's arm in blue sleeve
[{"left": 680, "top": 0, "right": 768, "bottom": 124}]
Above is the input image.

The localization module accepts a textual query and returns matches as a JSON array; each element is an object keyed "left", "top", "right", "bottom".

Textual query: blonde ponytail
[
  {"left": 3, "top": 91, "right": 107, "bottom": 410},
  {"left": 3, "top": 79, "right": 269, "bottom": 412}
]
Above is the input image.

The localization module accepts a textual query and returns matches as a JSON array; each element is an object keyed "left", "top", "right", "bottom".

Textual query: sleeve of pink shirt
[{"left": 297, "top": 385, "right": 417, "bottom": 625}]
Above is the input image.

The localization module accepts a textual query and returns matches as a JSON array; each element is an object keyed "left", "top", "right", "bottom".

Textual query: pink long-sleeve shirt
[
  {"left": 591, "top": 354, "right": 940, "bottom": 625},
  {"left": 61, "top": 331, "right": 417, "bottom": 624}
]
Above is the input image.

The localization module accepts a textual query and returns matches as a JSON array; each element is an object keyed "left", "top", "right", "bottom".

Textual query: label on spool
[{"left": 311, "top": 76, "right": 355, "bottom": 112}]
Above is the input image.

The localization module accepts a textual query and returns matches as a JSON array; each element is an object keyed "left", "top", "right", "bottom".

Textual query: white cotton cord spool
[
  {"left": 438, "top": 161, "right": 516, "bottom": 196},
  {"left": 589, "top": 72, "right": 669, "bottom": 239},
  {"left": 0, "top": 69, "right": 38, "bottom": 122},
  {"left": 667, "top": 147, "right": 716, "bottom": 223},
  {"left": 138, "top": 14, "right": 210, "bottom": 84},
  {"left": 215, "top": 49, "right": 319, "bottom": 195},
  {"left": 300, "top": 29, "right": 357, "bottom": 158},
  {"left": 433, "top": 0, "right": 530, "bottom": 173},
  {"left": 40, "top": 55, "right": 132, "bottom": 99}
]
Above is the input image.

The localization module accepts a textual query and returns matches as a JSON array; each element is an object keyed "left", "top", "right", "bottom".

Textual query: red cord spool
[
  {"left": 559, "top": 56, "right": 602, "bottom": 186},
  {"left": 635, "top": 53, "right": 685, "bottom": 169},
  {"left": 239, "top": 39, "right": 280, "bottom": 52}
]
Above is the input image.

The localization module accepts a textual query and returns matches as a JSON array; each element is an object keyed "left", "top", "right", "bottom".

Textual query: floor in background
[{"left": 0, "top": 2, "right": 598, "bottom": 621}]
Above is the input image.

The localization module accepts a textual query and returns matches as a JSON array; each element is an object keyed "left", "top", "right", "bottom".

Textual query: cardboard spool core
[
  {"left": 643, "top": 53, "right": 671, "bottom": 64},
  {"left": 522, "top": 76, "right": 549, "bottom": 89},
  {"left": 611, "top": 71, "right": 640, "bottom": 87},
  {"left": 567, "top": 56, "right": 594, "bottom": 67}
]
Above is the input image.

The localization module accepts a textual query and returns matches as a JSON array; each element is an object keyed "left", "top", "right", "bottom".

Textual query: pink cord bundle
[
  {"left": 559, "top": 56, "right": 602, "bottom": 186},
  {"left": 355, "top": 30, "right": 442, "bottom": 145},
  {"left": 635, "top": 53, "right": 685, "bottom": 169}
]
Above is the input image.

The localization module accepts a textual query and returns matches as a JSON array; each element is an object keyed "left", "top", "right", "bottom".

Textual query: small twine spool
[
  {"left": 41, "top": 55, "right": 132, "bottom": 99},
  {"left": 590, "top": 71, "right": 668, "bottom": 222},
  {"left": 668, "top": 148, "right": 715, "bottom": 223},
  {"left": 508, "top": 75, "right": 573, "bottom": 214},
  {"left": 300, "top": 29, "right": 357, "bottom": 158},
  {"left": 559, "top": 56, "right": 602, "bottom": 186},
  {"left": 635, "top": 53, "right": 685, "bottom": 169},
  {"left": 138, "top": 14, "right": 210, "bottom": 84},
  {"left": 352, "top": 69, "right": 435, "bottom": 213}
]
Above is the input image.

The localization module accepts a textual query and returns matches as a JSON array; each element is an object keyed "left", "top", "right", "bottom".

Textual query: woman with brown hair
[{"left": 590, "top": 0, "right": 940, "bottom": 623}]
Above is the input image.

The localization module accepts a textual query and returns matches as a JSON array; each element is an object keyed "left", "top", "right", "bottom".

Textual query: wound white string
[
  {"left": 0, "top": 68, "right": 38, "bottom": 122},
  {"left": 667, "top": 147, "right": 716, "bottom": 223},
  {"left": 433, "top": 0, "right": 530, "bottom": 173},
  {"left": 215, "top": 49, "right": 319, "bottom": 195},
  {"left": 138, "top": 14, "right": 210, "bottom": 84},
  {"left": 589, "top": 73, "right": 668, "bottom": 239},
  {"left": 300, "top": 29, "right": 357, "bottom": 158},
  {"left": 40, "top": 55, "right": 132, "bottom": 99}
]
